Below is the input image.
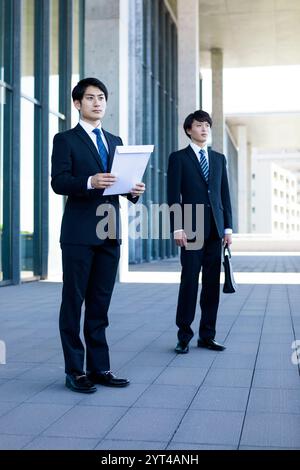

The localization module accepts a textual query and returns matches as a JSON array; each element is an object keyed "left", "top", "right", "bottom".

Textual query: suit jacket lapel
[
  {"left": 185, "top": 145, "right": 208, "bottom": 185},
  {"left": 207, "top": 148, "right": 216, "bottom": 187},
  {"left": 74, "top": 123, "right": 105, "bottom": 172}
]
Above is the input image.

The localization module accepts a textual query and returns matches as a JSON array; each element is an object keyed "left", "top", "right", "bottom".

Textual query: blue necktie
[
  {"left": 199, "top": 148, "right": 209, "bottom": 182},
  {"left": 92, "top": 128, "right": 109, "bottom": 171}
]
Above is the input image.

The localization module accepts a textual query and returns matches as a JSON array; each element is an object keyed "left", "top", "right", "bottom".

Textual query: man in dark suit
[
  {"left": 51, "top": 77, "right": 145, "bottom": 393},
  {"left": 167, "top": 110, "right": 232, "bottom": 354}
]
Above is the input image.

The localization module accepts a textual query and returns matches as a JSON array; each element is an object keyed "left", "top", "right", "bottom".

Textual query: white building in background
[{"left": 251, "top": 160, "right": 300, "bottom": 235}]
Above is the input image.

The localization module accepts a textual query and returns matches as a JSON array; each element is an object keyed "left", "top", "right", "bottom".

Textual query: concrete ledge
[{"left": 232, "top": 234, "right": 300, "bottom": 252}]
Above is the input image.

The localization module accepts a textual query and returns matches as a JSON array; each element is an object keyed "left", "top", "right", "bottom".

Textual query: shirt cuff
[
  {"left": 224, "top": 228, "right": 233, "bottom": 235},
  {"left": 174, "top": 229, "right": 184, "bottom": 234},
  {"left": 87, "top": 176, "right": 94, "bottom": 190}
]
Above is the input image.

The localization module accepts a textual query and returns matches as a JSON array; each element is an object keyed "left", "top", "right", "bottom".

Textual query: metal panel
[
  {"left": 1, "top": 0, "right": 13, "bottom": 283},
  {"left": 11, "top": 0, "right": 21, "bottom": 284},
  {"left": 33, "top": 0, "right": 50, "bottom": 278},
  {"left": 59, "top": 0, "right": 73, "bottom": 131}
]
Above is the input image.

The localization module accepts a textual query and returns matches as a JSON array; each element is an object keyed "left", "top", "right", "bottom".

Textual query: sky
[{"left": 202, "top": 65, "right": 300, "bottom": 114}]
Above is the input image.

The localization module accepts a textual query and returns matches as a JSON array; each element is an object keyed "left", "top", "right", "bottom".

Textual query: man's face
[
  {"left": 74, "top": 85, "right": 107, "bottom": 122},
  {"left": 187, "top": 120, "right": 211, "bottom": 145}
]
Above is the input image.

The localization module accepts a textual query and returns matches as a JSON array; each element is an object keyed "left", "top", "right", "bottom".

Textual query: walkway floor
[{"left": 0, "top": 256, "right": 299, "bottom": 450}]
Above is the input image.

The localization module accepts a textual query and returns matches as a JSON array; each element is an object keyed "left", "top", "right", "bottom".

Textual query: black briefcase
[{"left": 223, "top": 244, "right": 237, "bottom": 294}]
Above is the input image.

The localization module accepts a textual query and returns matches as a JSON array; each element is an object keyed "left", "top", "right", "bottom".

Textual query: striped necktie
[
  {"left": 92, "top": 128, "right": 109, "bottom": 171},
  {"left": 199, "top": 148, "right": 209, "bottom": 182}
]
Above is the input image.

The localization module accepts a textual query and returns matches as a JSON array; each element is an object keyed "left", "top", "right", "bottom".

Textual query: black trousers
[
  {"left": 176, "top": 219, "right": 222, "bottom": 344},
  {"left": 59, "top": 240, "right": 120, "bottom": 375}
]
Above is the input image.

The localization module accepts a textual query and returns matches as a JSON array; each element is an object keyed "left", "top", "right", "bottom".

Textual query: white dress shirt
[
  {"left": 190, "top": 142, "right": 209, "bottom": 167},
  {"left": 79, "top": 119, "right": 109, "bottom": 190},
  {"left": 174, "top": 142, "right": 232, "bottom": 235}
]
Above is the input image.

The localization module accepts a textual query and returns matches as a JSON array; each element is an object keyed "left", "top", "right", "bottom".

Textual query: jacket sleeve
[
  {"left": 51, "top": 133, "right": 89, "bottom": 196},
  {"left": 221, "top": 155, "right": 233, "bottom": 229},
  {"left": 167, "top": 152, "right": 183, "bottom": 233}
]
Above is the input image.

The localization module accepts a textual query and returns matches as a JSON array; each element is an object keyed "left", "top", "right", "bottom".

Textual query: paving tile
[
  {"left": 0, "top": 379, "right": 52, "bottom": 403},
  {"left": 79, "top": 383, "right": 149, "bottom": 407},
  {"left": 154, "top": 367, "right": 208, "bottom": 386},
  {"left": 167, "top": 443, "right": 236, "bottom": 450},
  {"left": 106, "top": 408, "right": 185, "bottom": 442},
  {"left": 0, "top": 403, "right": 72, "bottom": 435},
  {"left": 248, "top": 388, "right": 300, "bottom": 414},
  {"left": 0, "top": 434, "right": 34, "bottom": 450},
  {"left": 190, "top": 386, "right": 249, "bottom": 412},
  {"left": 203, "top": 368, "right": 253, "bottom": 388},
  {"left": 134, "top": 384, "right": 197, "bottom": 409},
  {"left": 253, "top": 370, "right": 300, "bottom": 389},
  {"left": 173, "top": 410, "right": 244, "bottom": 445},
  {"left": 241, "top": 412, "right": 300, "bottom": 448},
  {"left": 23, "top": 436, "right": 98, "bottom": 450},
  {"left": 95, "top": 440, "right": 167, "bottom": 450},
  {"left": 117, "top": 365, "right": 165, "bottom": 384},
  {"left": 44, "top": 405, "right": 127, "bottom": 439}
]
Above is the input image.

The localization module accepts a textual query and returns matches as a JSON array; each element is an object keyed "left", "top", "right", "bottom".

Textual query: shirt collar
[
  {"left": 190, "top": 141, "right": 208, "bottom": 156},
  {"left": 79, "top": 119, "right": 102, "bottom": 135}
]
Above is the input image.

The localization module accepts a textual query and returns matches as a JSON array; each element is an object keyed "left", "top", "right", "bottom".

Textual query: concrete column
[
  {"left": 211, "top": 48, "right": 224, "bottom": 153},
  {"left": 177, "top": 0, "right": 200, "bottom": 148},
  {"left": 85, "top": 0, "right": 130, "bottom": 280},
  {"left": 84, "top": 0, "right": 129, "bottom": 140},
  {"left": 237, "top": 126, "right": 249, "bottom": 233}
]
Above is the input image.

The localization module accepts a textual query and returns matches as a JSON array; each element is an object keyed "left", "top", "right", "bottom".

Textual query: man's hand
[
  {"left": 174, "top": 230, "right": 187, "bottom": 248},
  {"left": 130, "top": 182, "right": 146, "bottom": 197},
  {"left": 223, "top": 233, "right": 232, "bottom": 246},
  {"left": 91, "top": 173, "right": 117, "bottom": 189}
]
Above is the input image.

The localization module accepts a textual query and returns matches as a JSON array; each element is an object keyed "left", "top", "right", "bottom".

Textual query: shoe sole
[
  {"left": 175, "top": 348, "right": 189, "bottom": 354},
  {"left": 65, "top": 380, "right": 97, "bottom": 394},
  {"left": 197, "top": 342, "right": 225, "bottom": 351},
  {"left": 96, "top": 382, "right": 130, "bottom": 388}
]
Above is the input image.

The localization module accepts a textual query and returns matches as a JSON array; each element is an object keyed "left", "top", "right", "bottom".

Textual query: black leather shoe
[
  {"left": 88, "top": 371, "right": 130, "bottom": 388},
  {"left": 175, "top": 341, "right": 189, "bottom": 354},
  {"left": 65, "top": 374, "right": 97, "bottom": 393},
  {"left": 197, "top": 338, "right": 226, "bottom": 351}
]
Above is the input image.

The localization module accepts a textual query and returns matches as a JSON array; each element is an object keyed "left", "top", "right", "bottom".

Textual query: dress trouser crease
[{"left": 59, "top": 241, "right": 120, "bottom": 375}]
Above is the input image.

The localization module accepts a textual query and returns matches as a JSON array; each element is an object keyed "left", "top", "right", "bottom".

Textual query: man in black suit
[
  {"left": 51, "top": 77, "right": 145, "bottom": 393},
  {"left": 167, "top": 110, "right": 232, "bottom": 354}
]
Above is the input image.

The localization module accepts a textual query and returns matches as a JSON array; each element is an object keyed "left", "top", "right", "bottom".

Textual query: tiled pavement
[{"left": 0, "top": 257, "right": 300, "bottom": 450}]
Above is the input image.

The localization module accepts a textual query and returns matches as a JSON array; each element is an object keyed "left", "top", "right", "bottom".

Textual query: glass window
[
  {"left": 48, "top": 113, "right": 64, "bottom": 278},
  {"left": 21, "top": 0, "right": 35, "bottom": 97},
  {"left": 0, "top": 0, "right": 4, "bottom": 82},
  {"left": 72, "top": 0, "right": 81, "bottom": 126},
  {"left": 20, "top": 98, "right": 34, "bottom": 279},
  {"left": 0, "top": 89, "right": 3, "bottom": 281},
  {"left": 49, "top": 0, "right": 59, "bottom": 112}
]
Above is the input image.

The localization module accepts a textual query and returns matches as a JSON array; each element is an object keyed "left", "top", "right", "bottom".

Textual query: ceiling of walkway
[
  {"left": 226, "top": 112, "right": 300, "bottom": 154},
  {"left": 199, "top": 0, "right": 300, "bottom": 67}
]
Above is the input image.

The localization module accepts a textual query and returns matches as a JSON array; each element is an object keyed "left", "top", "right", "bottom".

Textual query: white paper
[{"left": 103, "top": 145, "right": 154, "bottom": 196}]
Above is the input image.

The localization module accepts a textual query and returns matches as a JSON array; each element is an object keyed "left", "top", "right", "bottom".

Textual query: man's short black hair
[
  {"left": 183, "top": 110, "right": 212, "bottom": 138},
  {"left": 72, "top": 77, "right": 108, "bottom": 102}
]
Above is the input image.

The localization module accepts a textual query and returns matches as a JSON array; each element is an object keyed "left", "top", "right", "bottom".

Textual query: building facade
[
  {"left": 251, "top": 160, "right": 300, "bottom": 235},
  {"left": 0, "top": 0, "right": 183, "bottom": 285}
]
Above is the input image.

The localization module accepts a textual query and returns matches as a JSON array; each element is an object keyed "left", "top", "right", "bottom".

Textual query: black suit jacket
[
  {"left": 167, "top": 145, "right": 232, "bottom": 239},
  {"left": 51, "top": 123, "right": 137, "bottom": 245}
]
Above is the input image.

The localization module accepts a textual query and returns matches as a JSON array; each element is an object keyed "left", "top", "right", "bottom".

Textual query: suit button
[
  {"left": 207, "top": 204, "right": 211, "bottom": 208},
  {"left": 208, "top": 190, "right": 211, "bottom": 194}
]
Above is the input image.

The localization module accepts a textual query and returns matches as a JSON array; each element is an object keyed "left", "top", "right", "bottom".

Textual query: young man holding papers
[{"left": 51, "top": 77, "right": 145, "bottom": 393}]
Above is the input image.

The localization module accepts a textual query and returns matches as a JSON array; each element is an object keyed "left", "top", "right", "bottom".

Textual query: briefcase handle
[{"left": 223, "top": 243, "right": 231, "bottom": 259}]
